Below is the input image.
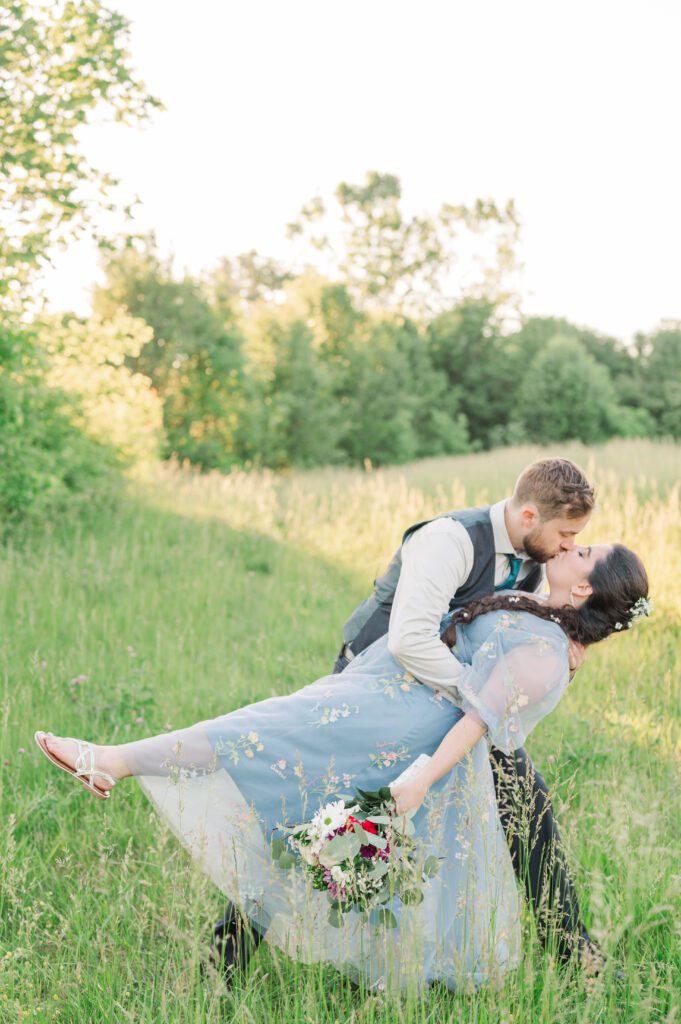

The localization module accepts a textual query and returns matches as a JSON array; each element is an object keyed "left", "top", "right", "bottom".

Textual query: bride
[{"left": 35, "top": 542, "right": 649, "bottom": 992}]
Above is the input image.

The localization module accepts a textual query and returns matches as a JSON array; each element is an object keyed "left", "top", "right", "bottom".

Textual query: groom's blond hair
[{"left": 512, "top": 458, "right": 595, "bottom": 520}]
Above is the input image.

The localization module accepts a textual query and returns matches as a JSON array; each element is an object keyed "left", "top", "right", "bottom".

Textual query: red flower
[{"left": 360, "top": 819, "right": 378, "bottom": 835}]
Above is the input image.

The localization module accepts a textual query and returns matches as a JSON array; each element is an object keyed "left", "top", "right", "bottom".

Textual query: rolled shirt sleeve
[{"left": 388, "top": 518, "right": 475, "bottom": 693}]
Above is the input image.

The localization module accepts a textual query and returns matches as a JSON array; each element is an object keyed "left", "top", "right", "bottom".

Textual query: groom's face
[{"left": 521, "top": 510, "right": 591, "bottom": 563}]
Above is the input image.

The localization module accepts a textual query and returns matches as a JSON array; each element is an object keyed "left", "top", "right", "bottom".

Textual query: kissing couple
[{"left": 35, "top": 457, "right": 650, "bottom": 993}]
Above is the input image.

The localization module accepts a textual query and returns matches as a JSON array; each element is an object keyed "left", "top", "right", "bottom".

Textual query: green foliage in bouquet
[{"left": 274, "top": 790, "right": 442, "bottom": 928}]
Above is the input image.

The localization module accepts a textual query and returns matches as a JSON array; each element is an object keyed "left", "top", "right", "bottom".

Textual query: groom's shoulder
[
  {"left": 401, "top": 503, "right": 497, "bottom": 548},
  {"left": 434, "top": 504, "right": 494, "bottom": 528}
]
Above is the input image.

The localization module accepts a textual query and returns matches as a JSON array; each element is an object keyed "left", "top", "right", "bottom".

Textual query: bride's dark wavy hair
[{"left": 441, "top": 544, "right": 649, "bottom": 648}]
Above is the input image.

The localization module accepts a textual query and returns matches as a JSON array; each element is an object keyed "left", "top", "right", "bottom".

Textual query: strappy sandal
[{"left": 34, "top": 731, "right": 116, "bottom": 800}]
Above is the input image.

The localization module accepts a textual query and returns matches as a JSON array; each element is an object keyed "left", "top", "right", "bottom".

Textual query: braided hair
[{"left": 441, "top": 544, "right": 649, "bottom": 649}]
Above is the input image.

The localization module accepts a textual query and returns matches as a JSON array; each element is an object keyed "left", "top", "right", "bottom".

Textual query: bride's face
[{"left": 546, "top": 543, "right": 613, "bottom": 596}]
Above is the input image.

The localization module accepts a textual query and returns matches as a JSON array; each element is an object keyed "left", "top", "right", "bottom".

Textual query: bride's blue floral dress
[{"left": 136, "top": 608, "right": 569, "bottom": 992}]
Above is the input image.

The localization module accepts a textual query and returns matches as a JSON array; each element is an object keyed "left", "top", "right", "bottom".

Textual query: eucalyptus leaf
[
  {"left": 277, "top": 852, "right": 296, "bottom": 870},
  {"left": 423, "top": 855, "right": 441, "bottom": 878},
  {"left": 328, "top": 908, "right": 344, "bottom": 928},
  {"left": 374, "top": 908, "right": 398, "bottom": 929},
  {"left": 400, "top": 889, "right": 424, "bottom": 906},
  {"left": 318, "top": 834, "right": 354, "bottom": 867},
  {"left": 270, "top": 838, "right": 287, "bottom": 860}
]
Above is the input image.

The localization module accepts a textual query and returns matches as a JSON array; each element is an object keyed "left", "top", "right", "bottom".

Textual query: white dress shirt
[{"left": 387, "top": 500, "right": 544, "bottom": 696}]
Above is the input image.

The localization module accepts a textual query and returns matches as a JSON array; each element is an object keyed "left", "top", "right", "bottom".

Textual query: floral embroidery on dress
[
  {"left": 477, "top": 640, "right": 498, "bottom": 660},
  {"left": 214, "top": 731, "right": 264, "bottom": 765},
  {"left": 492, "top": 612, "right": 520, "bottom": 632},
  {"left": 369, "top": 745, "right": 410, "bottom": 770},
  {"left": 309, "top": 701, "right": 360, "bottom": 726},
  {"left": 270, "top": 757, "right": 288, "bottom": 779},
  {"left": 304, "top": 759, "right": 358, "bottom": 799},
  {"left": 368, "top": 673, "right": 414, "bottom": 699}
]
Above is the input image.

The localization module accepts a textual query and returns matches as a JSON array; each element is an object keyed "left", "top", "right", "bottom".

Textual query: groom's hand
[{"left": 568, "top": 639, "right": 587, "bottom": 678}]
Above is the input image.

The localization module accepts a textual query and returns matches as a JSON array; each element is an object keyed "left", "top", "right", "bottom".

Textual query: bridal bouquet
[{"left": 273, "top": 756, "right": 440, "bottom": 927}]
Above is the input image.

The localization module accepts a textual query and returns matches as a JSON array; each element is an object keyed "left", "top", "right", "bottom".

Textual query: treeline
[
  {"left": 1, "top": 1, "right": 680, "bottom": 531},
  {"left": 86, "top": 237, "right": 681, "bottom": 473}
]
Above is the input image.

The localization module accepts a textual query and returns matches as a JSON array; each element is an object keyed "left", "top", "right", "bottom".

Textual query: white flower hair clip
[{"left": 627, "top": 596, "right": 653, "bottom": 627}]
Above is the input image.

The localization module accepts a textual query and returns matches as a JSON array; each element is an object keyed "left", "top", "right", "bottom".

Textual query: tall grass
[{"left": 1, "top": 440, "right": 679, "bottom": 1022}]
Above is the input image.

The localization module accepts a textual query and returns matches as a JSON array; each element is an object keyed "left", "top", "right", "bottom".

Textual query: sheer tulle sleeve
[{"left": 456, "top": 617, "right": 570, "bottom": 754}]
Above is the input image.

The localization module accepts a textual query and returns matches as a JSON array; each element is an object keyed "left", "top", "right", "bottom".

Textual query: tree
[
  {"left": 427, "top": 299, "right": 517, "bottom": 448},
  {"left": 37, "top": 311, "right": 163, "bottom": 462},
  {"left": 635, "top": 323, "right": 681, "bottom": 437},
  {"left": 206, "top": 251, "right": 294, "bottom": 314},
  {"left": 286, "top": 172, "right": 520, "bottom": 319},
  {"left": 0, "top": 319, "right": 118, "bottom": 529},
  {"left": 0, "top": 1, "right": 161, "bottom": 307},
  {"left": 507, "top": 316, "right": 638, "bottom": 405},
  {"left": 93, "top": 238, "right": 247, "bottom": 468},
  {"left": 517, "top": 335, "right": 621, "bottom": 444},
  {"left": 340, "top": 319, "right": 469, "bottom": 466},
  {"left": 247, "top": 317, "right": 346, "bottom": 468}
]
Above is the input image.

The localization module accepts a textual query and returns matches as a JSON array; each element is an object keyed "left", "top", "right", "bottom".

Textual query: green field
[{"left": 1, "top": 440, "right": 679, "bottom": 1022}]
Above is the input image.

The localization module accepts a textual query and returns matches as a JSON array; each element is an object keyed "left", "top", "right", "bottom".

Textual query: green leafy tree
[
  {"left": 0, "top": 2, "right": 160, "bottom": 527},
  {"left": 247, "top": 317, "right": 345, "bottom": 468},
  {"left": 341, "top": 319, "right": 469, "bottom": 466},
  {"left": 517, "top": 335, "right": 622, "bottom": 444},
  {"left": 0, "top": 319, "right": 118, "bottom": 529},
  {"left": 94, "top": 238, "right": 247, "bottom": 468},
  {"left": 0, "top": 1, "right": 161, "bottom": 306},
  {"left": 37, "top": 311, "right": 163, "bottom": 462},
  {"left": 427, "top": 299, "right": 518, "bottom": 448},
  {"left": 508, "top": 316, "right": 640, "bottom": 408},
  {"left": 287, "top": 172, "right": 520, "bottom": 318},
  {"left": 207, "top": 251, "right": 294, "bottom": 314},
  {"left": 635, "top": 324, "right": 681, "bottom": 437}
]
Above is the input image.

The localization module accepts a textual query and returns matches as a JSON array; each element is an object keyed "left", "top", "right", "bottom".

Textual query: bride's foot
[{"left": 36, "top": 732, "right": 128, "bottom": 796}]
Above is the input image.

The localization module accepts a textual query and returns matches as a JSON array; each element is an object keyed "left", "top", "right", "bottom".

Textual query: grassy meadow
[{"left": 1, "top": 439, "right": 679, "bottom": 1023}]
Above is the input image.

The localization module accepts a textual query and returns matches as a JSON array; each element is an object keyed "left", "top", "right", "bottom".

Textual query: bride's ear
[{"left": 571, "top": 580, "right": 593, "bottom": 602}]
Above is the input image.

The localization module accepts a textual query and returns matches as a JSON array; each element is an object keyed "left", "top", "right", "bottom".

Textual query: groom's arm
[{"left": 388, "top": 518, "right": 474, "bottom": 693}]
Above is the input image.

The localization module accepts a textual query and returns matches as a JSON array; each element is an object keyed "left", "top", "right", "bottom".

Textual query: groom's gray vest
[{"left": 342, "top": 505, "right": 543, "bottom": 657}]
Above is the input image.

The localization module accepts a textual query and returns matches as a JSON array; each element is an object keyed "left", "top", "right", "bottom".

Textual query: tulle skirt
[{"left": 135, "top": 636, "right": 521, "bottom": 992}]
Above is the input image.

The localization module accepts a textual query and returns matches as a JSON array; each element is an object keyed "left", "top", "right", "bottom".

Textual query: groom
[{"left": 212, "top": 457, "right": 603, "bottom": 975}]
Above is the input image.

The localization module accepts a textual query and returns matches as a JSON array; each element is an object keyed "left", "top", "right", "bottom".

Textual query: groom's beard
[{"left": 522, "top": 526, "right": 556, "bottom": 564}]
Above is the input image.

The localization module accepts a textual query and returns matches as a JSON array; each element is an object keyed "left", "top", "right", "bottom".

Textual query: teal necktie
[{"left": 495, "top": 554, "right": 523, "bottom": 592}]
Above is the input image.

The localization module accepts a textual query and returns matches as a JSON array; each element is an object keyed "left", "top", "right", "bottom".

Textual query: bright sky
[{"left": 41, "top": 0, "right": 681, "bottom": 342}]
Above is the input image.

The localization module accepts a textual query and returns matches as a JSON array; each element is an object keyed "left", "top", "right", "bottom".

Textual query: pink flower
[{"left": 277, "top": 759, "right": 287, "bottom": 770}]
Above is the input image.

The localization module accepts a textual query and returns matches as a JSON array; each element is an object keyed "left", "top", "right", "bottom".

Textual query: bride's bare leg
[{"left": 42, "top": 723, "right": 220, "bottom": 786}]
